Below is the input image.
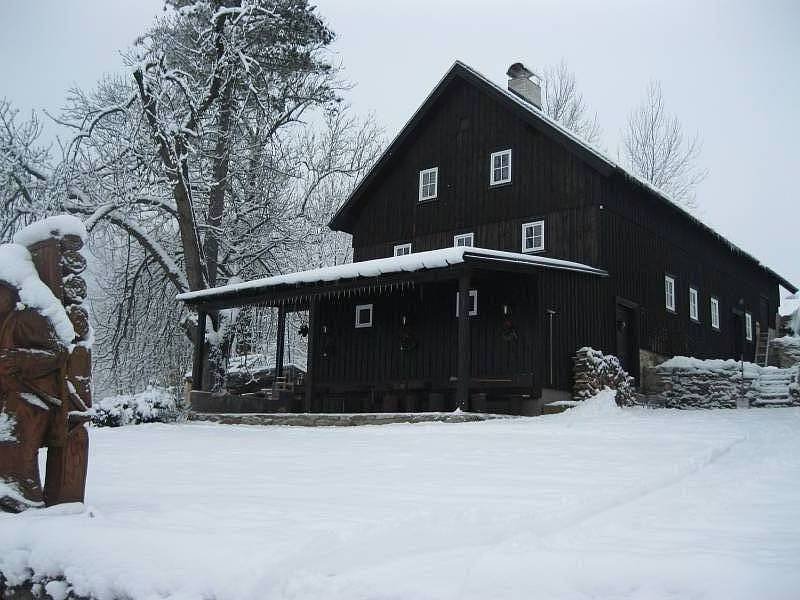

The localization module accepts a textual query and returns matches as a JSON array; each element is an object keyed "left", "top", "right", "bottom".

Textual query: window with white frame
[
  {"left": 522, "top": 220, "right": 545, "bottom": 253},
  {"left": 689, "top": 287, "right": 699, "bottom": 322},
  {"left": 455, "top": 289, "right": 478, "bottom": 317},
  {"left": 745, "top": 311, "right": 753, "bottom": 341},
  {"left": 454, "top": 232, "right": 474, "bottom": 247},
  {"left": 664, "top": 275, "right": 676, "bottom": 312},
  {"left": 394, "top": 243, "right": 412, "bottom": 256},
  {"left": 418, "top": 167, "right": 438, "bottom": 201},
  {"left": 489, "top": 149, "right": 512, "bottom": 185},
  {"left": 710, "top": 297, "right": 720, "bottom": 330},
  {"left": 355, "top": 303, "right": 373, "bottom": 328}
]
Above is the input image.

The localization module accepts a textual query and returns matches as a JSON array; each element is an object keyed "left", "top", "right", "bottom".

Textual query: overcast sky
[{"left": 1, "top": 0, "right": 798, "bottom": 296}]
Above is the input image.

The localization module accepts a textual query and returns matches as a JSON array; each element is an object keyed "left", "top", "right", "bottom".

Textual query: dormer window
[
  {"left": 419, "top": 167, "right": 438, "bottom": 201},
  {"left": 454, "top": 233, "right": 474, "bottom": 247},
  {"left": 394, "top": 243, "right": 412, "bottom": 256},
  {"left": 490, "top": 149, "right": 512, "bottom": 186},
  {"left": 522, "top": 220, "right": 544, "bottom": 253}
]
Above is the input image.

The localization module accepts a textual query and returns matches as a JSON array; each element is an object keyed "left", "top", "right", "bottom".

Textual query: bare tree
[
  {"left": 541, "top": 61, "right": 601, "bottom": 145},
  {"left": 622, "top": 81, "right": 707, "bottom": 209},
  {"left": 0, "top": 0, "right": 383, "bottom": 394}
]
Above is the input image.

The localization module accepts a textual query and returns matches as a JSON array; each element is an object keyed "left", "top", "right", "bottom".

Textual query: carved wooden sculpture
[{"left": 0, "top": 218, "right": 91, "bottom": 512}]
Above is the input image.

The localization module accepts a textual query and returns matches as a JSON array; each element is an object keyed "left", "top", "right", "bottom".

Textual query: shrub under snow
[{"left": 90, "top": 387, "right": 181, "bottom": 428}]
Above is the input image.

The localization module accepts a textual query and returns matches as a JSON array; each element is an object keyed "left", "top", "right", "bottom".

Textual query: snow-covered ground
[{"left": 2, "top": 393, "right": 800, "bottom": 600}]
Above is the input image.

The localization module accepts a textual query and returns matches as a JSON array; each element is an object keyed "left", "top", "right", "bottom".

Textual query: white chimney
[{"left": 506, "top": 62, "right": 541, "bottom": 110}]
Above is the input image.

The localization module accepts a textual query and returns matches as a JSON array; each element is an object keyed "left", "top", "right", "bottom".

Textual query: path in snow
[{"left": 1, "top": 395, "right": 799, "bottom": 599}]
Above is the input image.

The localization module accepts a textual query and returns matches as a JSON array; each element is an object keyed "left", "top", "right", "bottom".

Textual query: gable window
[
  {"left": 664, "top": 275, "right": 676, "bottom": 313},
  {"left": 418, "top": 167, "right": 438, "bottom": 201},
  {"left": 455, "top": 289, "right": 478, "bottom": 317},
  {"left": 689, "top": 287, "right": 699, "bottom": 322},
  {"left": 745, "top": 311, "right": 753, "bottom": 341},
  {"left": 710, "top": 297, "right": 720, "bottom": 330},
  {"left": 394, "top": 243, "right": 412, "bottom": 256},
  {"left": 522, "top": 220, "right": 545, "bottom": 253},
  {"left": 355, "top": 303, "right": 373, "bottom": 328},
  {"left": 454, "top": 232, "right": 474, "bottom": 247},
  {"left": 489, "top": 149, "right": 512, "bottom": 186}
]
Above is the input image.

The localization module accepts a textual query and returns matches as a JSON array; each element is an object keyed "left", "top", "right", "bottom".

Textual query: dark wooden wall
[
  {"left": 599, "top": 176, "right": 780, "bottom": 362},
  {"left": 350, "top": 79, "right": 603, "bottom": 266},
  {"left": 313, "top": 272, "right": 537, "bottom": 389},
  {"left": 310, "top": 268, "right": 610, "bottom": 399}
]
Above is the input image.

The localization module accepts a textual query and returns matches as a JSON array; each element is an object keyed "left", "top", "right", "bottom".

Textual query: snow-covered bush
[
  {"left": 90, "top": 387, "right": 181, "bottom": 427},
  {"left": 573, "top": 347, "right": 636, "bottom": 406}
]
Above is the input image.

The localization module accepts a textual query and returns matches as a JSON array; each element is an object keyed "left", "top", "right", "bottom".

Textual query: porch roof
[{"left": 176, "top": 247, "right": 607, "bottom": 309}]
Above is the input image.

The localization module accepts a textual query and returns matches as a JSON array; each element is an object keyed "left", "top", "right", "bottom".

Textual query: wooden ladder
[{"left": 754, "top": 331, "right": 772, "bottom": 367}]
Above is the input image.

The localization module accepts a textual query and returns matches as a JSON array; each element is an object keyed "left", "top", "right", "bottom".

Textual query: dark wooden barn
[{"left": 179, "top": 61, "right": 796, "bottom": 415}]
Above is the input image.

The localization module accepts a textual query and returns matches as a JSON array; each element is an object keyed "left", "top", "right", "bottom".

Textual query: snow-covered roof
[
  {"left": 177, "top": 246, "right": 607, "bottom": 303},
  {"left": 330, "top": 61, "right": 796, "bottom": 293}
]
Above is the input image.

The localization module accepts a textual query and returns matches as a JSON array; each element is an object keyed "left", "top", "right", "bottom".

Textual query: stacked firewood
[{"left": 573, "top": 347, "right": 635, "bottom": 405}]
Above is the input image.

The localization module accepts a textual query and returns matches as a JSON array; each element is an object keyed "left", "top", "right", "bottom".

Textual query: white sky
[{"left": 1, "top": 0, "right": 798, "bottom": 295}]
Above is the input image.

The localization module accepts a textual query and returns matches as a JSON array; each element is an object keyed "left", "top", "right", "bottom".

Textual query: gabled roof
[
  {"left": 177, "top": 246, "right": 607, "bottom": 306},
  {"left": 330, "top": 61, "right": 797, "bottom": 293}
]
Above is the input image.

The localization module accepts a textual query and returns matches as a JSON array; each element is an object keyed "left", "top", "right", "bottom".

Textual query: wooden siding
[
  {"left": 350, "top": 79, "right": 603, "bottom": 266},
  {"left": 599, "top": 176, "right": 780, "bottom": 362}
]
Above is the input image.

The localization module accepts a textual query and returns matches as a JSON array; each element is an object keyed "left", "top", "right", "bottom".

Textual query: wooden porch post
[
  {"left": 191, "top": 309, "right": 207, "bottom": 392},
  {"left": 457, "top": 270, "right": 471, "bottom": 411},
  {"left": 304, "top": 298, "right": 318, "bottom": 412},
  {"left": 275, "top": 303, "right": 286, "bottom": 379}
]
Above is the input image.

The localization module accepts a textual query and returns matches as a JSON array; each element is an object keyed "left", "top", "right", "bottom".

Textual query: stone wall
[
  {"left": 768, "top": 336, "right": 800, "bottom": 369},
  {"left": 643, "top": 357, "right": 800, "bottom": 409}
]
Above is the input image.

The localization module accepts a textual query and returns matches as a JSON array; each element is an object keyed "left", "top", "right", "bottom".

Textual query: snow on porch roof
[{"left": 176, "top": 247, "right": 607, "bottom": 304}]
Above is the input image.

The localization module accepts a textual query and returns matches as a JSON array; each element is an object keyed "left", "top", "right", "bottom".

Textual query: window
[
  {"left": 710, "top": 297, "right": 720, "bottom": 330},
  {"left": 394, "top": 243, "right": 412, "bottom": 256},
  {"left": 522, "top": 220, "right": 545, "bottom": 253},
  {"left": 689, "top": 287, "right": 699, "bottom": 322},
  {"left": 355, "top": 303, "right": 373, "bottom": 328},
  {"left": 455, "top": 289, "right": 478, "bottom": 317},
  {"left": 664, "top": 275, "right": 676, "bottom": 312},
  {"left": 454, "top": 232, "right": 474, "bottom": 247},
  {"left": 745, "top": 312, "right": 753, "bottom": 341},
  {"left": 489, "top": 149, "right": 512, "bottom": 185},
  {"left": 418, "top": 167, "right": 438, "bottom": 201}
]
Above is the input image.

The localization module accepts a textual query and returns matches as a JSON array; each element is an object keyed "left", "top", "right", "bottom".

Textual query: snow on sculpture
[{"left": 0, "top": 215, "right": 92, "bottom": 512}]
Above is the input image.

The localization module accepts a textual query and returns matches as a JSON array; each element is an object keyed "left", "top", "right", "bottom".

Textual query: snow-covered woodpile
[
  {"left": 573, "top": 347, "right": 636, "bottom": 405},
  {"left": 644, "top": 357, "right": 800, "bottom": 409},
  {"left": 768, "top": 336, "right": 800, "bottom": 369}
]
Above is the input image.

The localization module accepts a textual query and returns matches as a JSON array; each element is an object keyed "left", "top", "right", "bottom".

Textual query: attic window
[
  {"left": 394, "top": 243, "right": 412, "bottom": 256},
  {"left": 419, "top": 167, "right": 438, "bottom": 201},
  {"left": 490, "top": 149, "right": 512, "bottom": 185},
  {"left": 522, "top": 220, "right": 544, "bottom": 253},
  {"left": 455, "top": 289, "right": 478, "bottom": 317},
  {"left": 454, "top": 233, "right": 474, "bottom": 247},
  {"left": 355, "top": 303, "right": 373, "bottom": 328}
]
